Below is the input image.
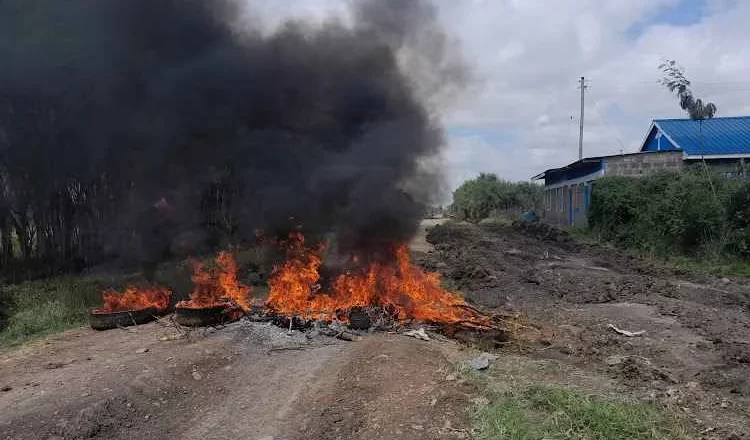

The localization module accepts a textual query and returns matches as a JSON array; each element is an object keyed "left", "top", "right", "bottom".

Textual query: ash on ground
[
  {"left": 233, "top": 318, "right": 367, "bottom": 351},
  {"left": 235, "top": 320, "right": 313, "bottom": 349}
]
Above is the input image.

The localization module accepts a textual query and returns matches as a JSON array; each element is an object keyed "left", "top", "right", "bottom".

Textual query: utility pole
[{"left": 578, "top": 76, "right": 587, "bottom": 160}]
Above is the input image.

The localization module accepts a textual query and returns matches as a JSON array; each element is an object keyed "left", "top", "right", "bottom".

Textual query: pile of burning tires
[
  {"left": 89, "top": 252, "right": 251, "bottom": 330},
  {"left": 89, "top": 286, "right": 248, "bottom": 330}
]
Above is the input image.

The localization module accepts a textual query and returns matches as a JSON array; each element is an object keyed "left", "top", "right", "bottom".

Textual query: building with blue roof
[
  {"left": 532, "top": 116, "right": 750, "bottom": 227},
  {"left": 640, "top": 116, "right": 750, "bottom": 175}
]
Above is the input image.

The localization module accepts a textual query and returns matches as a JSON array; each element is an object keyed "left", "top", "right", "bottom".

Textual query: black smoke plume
[{"left": 0, "top": 0, "right": 463, "bottom": 277}]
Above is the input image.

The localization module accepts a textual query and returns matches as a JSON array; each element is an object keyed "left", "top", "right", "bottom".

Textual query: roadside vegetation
[
  {"left": 0, "top": 278, "right": 101, "bottom": 348},
  {"left": 587, "top": 170, "right": 750, "bottom": 276},
  {"left": 452, "top": 359, "right": 692, "bottom": 440},
  {"left": 450, "top": 173, "right": 543, "bottom": 222},
  {"left": 475, "top": 386, "right": 691, "bottom": 440}
]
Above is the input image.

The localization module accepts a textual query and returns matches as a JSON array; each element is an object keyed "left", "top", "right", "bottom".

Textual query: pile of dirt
[
  {"left": 425, "top": 222, "right": 676, "bottom": 307},
  {"left": 511, "top": 220, "right": 575, "bottom": 246},
  {"left": 422, "top": 220, "right": 750, "bottom": 437}
]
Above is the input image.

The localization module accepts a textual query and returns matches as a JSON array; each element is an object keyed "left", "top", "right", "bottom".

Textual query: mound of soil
[
  {"left": 511, "top": 220, "right": 574, "bottom": 245},
  {"left": 423, "top": 220, "right": 750, "bottom": 437}
]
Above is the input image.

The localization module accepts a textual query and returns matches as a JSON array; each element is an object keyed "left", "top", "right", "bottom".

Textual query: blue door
[{"left": 568, "top": 187, "right": 574, "bottom": 226}]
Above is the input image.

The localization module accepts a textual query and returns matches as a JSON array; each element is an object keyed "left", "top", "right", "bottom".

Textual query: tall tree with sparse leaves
[
  {"left": 659, "top": 60, "right": 717, "bottom": 120},
  {"left": 659, "top": 60, "right": 720, "bottom": 196}
]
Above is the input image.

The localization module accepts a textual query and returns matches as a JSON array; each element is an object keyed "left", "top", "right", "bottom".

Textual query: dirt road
[
  {"left": 0, "top": 319, "right": 479, "bottom": 440},
  {"left": 2, "top": 218, "right": 749, "bottom": 439}
]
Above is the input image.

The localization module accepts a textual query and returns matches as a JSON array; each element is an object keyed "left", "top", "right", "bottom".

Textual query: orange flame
[
  {"left": 176, "top": 251, "right": 254, "bottom": 311},
  {"left": 266, "top": 233, "right": 491, "bottom": 328},
  {"left": 95, "top": 286, "right": 171, "bottom": 313}
]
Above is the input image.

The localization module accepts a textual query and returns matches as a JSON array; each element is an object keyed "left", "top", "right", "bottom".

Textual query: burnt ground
[
  {"left": 421, "top": 219, "right": 750, "bottom": 438},
  {"left": 1, "top": 218, "right": 749, "bottom": 439}
]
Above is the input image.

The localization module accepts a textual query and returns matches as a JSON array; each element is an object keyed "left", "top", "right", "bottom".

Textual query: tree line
[{"left": 449, "top": 173, "right": 543, "bottom": 222}]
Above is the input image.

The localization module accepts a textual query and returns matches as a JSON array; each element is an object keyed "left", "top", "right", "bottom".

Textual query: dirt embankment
[{"left": 421, "top": 220, "right": 750, "bottom": 438}]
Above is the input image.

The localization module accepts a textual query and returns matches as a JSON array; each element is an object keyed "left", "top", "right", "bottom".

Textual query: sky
[{"left": 244, "top": 0, "right": 750, "bottom": 199}]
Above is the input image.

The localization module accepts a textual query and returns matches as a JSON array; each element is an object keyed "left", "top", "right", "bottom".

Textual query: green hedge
[{"left": 588, "top": 170, "right": 749, "bottom": 257}]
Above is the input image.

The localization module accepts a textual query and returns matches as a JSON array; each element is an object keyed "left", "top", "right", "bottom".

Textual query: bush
[
  {"left": 588, "top": 170, "right": 745, "bottom": 257},
  {"left": 450, "top": 173, "right": 542, "bottom": 223},
  {"left": 726, "top": 180, "right": 750, "bottom": 257}
]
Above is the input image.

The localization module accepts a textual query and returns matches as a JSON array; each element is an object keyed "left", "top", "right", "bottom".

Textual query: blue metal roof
[{"left": 640, "top": 116, "right": 750, "bottom": 156}]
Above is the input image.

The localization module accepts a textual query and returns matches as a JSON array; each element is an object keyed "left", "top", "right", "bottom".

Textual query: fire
[
  {"left": 266, "top": 233, "right": 491, "bottom": 328},
  {"left": 95, "top": 285, "right": 171, "bottom": 313},
  {"left": 176, "top": 251, "right": 254, "bottom": 311}
]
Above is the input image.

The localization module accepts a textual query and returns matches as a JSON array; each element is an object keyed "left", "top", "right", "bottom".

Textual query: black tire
[
  {"left": 89, "top": 308, "right": 158, "bottom": 331},
  {"left": 174, "top": 304, "right": 243, "bottom": 327},
  {"left": 348, "top": 307, "right": 371, "bottom": 330},
  {"left": 160, "top": 302, "right": 176, "bottom": 316}
]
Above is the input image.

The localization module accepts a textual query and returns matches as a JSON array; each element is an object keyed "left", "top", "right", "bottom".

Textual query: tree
[
  {"left": 659, "top": 60, "right": 717, "bottom": 120},
  {"left": 450, "top": 173, "right": 542, "bottom": 222},
  {"left": 659, "top": 59, "right": 719, "bottom": 196}
]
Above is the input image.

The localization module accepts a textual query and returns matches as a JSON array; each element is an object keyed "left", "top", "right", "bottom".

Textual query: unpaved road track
[
  {"left": 0, "top": 322, "right": 476, "bottom": 440},
  {"left": 3, "top": 219, "right": 750, "bottom": 439}
]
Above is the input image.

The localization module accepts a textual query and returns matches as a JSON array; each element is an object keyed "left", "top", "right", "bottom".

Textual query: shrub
[
  {"left": 588, "top": 170, "right": 734, "bottom": 256},
  {"left": 726, "top": 180, "right": 750, "bottom": 256}
]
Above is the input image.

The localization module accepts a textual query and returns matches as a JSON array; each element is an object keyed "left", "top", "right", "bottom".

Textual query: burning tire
[
  {"left": 174, "top": 304, "right": 243, "bottom": 327},
  {"left": 89, "top": 308, "right": 158, "bottom": 330}
]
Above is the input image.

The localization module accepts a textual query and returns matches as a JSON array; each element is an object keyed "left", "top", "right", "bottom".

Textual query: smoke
[{"left": 0, "top": 0, "right": 464, "bottom": 266}]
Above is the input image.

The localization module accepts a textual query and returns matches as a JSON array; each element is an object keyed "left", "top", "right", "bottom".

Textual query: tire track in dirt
[
  {"left": 285, "top": 335, "right": 474, "bottom": 440},
  {"left": 0, "top": 320, "right": 477, "bottom": 439}
]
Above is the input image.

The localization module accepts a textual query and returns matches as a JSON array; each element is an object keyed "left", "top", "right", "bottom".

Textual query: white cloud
[
  {"left": 241, "top": 0, "right": 750, "bottom": 192},
  {"left": 440, "top": 0, "right": 750, "bottom": 185}
]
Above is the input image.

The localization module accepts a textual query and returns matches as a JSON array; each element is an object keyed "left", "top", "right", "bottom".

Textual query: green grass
[
  {"left": 568, "top": 227, "right": 750, "bottom": 279},
  {"left": 670, "top": 255, "right": 750, "bottom": 278},
  {"left": 0, "top": 277, "right": 102, "bottom": 348},
  {"left": 475, "top": 386, "right": 691, "bottom": 440}
]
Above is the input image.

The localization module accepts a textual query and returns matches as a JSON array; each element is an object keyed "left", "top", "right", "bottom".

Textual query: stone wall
[{"left": 604, "top": 151, "right": 684, "bottom": 177}]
